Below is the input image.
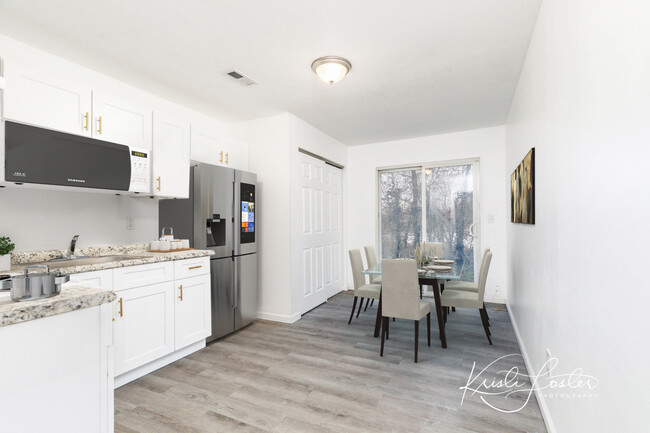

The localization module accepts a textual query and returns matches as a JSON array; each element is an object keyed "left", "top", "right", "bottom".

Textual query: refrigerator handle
[{"left": 232, "top": 256, "right": 237, "bottom": 309}]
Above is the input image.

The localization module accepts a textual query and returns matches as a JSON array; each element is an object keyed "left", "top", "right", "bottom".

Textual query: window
[{"left": 379, "top": 160, "right": 479, "bottom": 282}]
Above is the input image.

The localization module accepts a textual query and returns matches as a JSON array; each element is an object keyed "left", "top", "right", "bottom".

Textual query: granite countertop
[
  {"left": 0, "top": 243, "right": 214, "bottom": 327},
  {"left": 0, "top": 284, "right": 116, "bottom": 327},
  {"left": 6, "top": 243, "right": 214, "bottom": 275}
]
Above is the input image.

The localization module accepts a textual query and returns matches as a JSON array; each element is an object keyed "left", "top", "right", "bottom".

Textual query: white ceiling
[{"left": 0, "top": 0, "right": 541, "bottom": 145}]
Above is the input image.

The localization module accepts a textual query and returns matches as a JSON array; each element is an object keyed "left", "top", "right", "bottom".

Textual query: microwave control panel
[{"left": 128, "top": 148, "right": 151, "bottom": 193}]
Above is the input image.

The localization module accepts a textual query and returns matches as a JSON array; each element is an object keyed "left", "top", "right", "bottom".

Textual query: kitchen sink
[{"left": 41, "top": 255, "right": 150, "bottom": 269}]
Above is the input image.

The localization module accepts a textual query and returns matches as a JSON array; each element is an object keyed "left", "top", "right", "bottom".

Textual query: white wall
[
  {"left": 232, "top": 113, "right": 348, "bottom": 322},
  {"left": 346, "top": 126, "right": 507, "bottom": 302},
  {"left": 505, "top": 1, "right": 650, "bottom": 432},
  {"left": 230, "top": 114, "right": 293, "bottom": 322},
  {"left": 0, "top": 187, "right": 158, "bottom": 252}
]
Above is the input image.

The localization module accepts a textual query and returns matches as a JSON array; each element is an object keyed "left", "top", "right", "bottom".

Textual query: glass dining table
[{"left": 363, "top": 263, "right": 463, "bottom": 348}]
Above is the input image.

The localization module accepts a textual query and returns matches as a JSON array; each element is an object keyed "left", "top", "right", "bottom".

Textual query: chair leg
[
  {"left": 452, "top": 307, "right": 456, "bottom": 312},
  {"left": 348, "top": 296, "right": 358, "bottom": 325},
  {"left": 479, "top": 308, "right": 492, "bottom": 345},
  {"left": 414, "top": 320, "right": 419, "bottom": 363},
  {"left": 380, "top": 317, "right": 387, "bottom": 357},
  {"left": 393, "top": 317, "right": 395, "bottom": 322},
  {"left": 426, "top": 313, "right": 431, "bottom": 347},
  {"left": 356, "top": 297, "right": 364, "bottom": 317},
  {"left": 370, "top": 299, "right": 374, "bottom": 307},
  {"left": 364, "top": 298, "right": 370, "bottom": 312},
  {"left": 484, "top": 307, "right": 490, "bottom": 326},
  {"left": 420, "top": 285, "right": 423, "bottom": 299},
  {"left": 443, "top": 306, "right": 447, "bottom": 323},
  {"left": 386, "top": 316, "right": 389, "bottom": 340}
]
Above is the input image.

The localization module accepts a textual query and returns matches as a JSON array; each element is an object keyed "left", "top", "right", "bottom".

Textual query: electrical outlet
[
  {"left": 126, "top": 217, "right": 136, "bottom": 230},
  {"left": 545, "top": 349, "right": 552, "bottom": 377}
]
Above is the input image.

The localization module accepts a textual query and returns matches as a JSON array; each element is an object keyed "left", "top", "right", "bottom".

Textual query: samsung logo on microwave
[
  {"left": 13, "top": 172, "right": 27, "bottom": 177},
  {"left": 67, "top": 178, "right": 86, "bottom": 183}
]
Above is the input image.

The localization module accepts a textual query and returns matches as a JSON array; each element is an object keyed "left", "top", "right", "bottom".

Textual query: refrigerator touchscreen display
[{"left": 240, "top": 182, "right": 255, "bottom": 243}]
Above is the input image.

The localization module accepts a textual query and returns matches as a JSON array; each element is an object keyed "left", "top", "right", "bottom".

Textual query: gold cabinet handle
[
  {"left": 97, "top": 116, "right": 102, "bottom": 134},
  {"left": 179, "top": 285, "right": 183, "bottom": 301},
  {"left": 156, "top": 176, "right": 161, "bottom": 191},
  {"left": 118, "top": 297, "right": 123, "bottom": 317},
  {"left": 219, "top": 151, "right": 223, "bottom": 163},
  {"left": 189, "top": 265, "right": 202, "bottom": 270},
  {"left": 225, "top": 152, "right": 229, "bottom": 164},
  {"left": 84, "top": 112, "right": 89, "bottom": 131}
]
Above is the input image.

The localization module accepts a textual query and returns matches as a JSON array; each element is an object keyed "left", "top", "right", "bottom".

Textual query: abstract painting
[{"left": 511, "top": 148, "right": 535, "bottom": 224}]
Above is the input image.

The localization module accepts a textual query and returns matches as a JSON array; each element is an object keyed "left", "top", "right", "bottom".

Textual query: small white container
[
  {"left": 181, "top": 239, "right": 190, "bottom": 249},
  {"left": 159, "top": 240, "right": 171, "bottom": 251},
  {"left": 150, "top": 240, "right": 161, "bottom": 251}
]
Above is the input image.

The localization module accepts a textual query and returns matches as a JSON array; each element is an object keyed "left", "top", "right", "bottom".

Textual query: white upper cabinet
[
  {"left": 191, "top": 125, "right": 249, "bottom": 171},
  {"left": 3, "top": 57, "right": 92, "bottom": 136},
  {"left": 152, "top": 112, "right": 190, "bottom": 198},
  {"left": 92, "top": 91, "right": 152, "bottom": 149}
]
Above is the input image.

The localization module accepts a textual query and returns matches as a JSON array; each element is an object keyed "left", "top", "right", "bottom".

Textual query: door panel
[
  {"left": 92, "top": 92, "right": 152, "bottom": 149},
  {"left": 175, "top": 274, "right": 211, "bottom": 350},
  {"left": 235, "top": 253, "right": 258, "bottom": 330},
  {"left": 113, "top": 282, "right": 174, "bottom": 376},
  {"left": 299, "top": 154, "right": 343, "bottom": 314},
  {"left": 208, "top": 257, "right": 234, "bottom": 341},
  {"left": 4, "top": 58, "right": 91, "bottom": 136},
  {"left": 425, "top": 162, "right": 479, "bottom": 282},
  {"left": 152, "top": 113, "right": 190, "bottom": 198}
]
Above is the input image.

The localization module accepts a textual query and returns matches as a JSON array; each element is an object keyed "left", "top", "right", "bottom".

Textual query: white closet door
[{"left": 299, "top": 154, "right": 343, "bottom": 314}]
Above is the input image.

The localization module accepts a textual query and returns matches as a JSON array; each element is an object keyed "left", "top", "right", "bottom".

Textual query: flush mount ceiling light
[{"left": 311, "top": 56, "right": 351, "bottom": 84}]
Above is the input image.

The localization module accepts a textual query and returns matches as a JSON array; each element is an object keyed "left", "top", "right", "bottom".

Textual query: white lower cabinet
[
  {"left": 106, "top": 257, "right": 211, "bottom": 383},
  {"left": 113, "top": 281, "right": 175, "bottom": 376},
  {"left": 175, "top": 273, "right": 211, "bottom": 350}
]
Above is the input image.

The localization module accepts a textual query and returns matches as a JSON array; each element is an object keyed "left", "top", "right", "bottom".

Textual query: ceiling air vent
[{"left": 226, "top": 69, "right": 258, "bottom": 87}]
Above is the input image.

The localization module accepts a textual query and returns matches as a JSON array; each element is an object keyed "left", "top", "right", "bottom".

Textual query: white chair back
[
  {"left": 348, "top": 249, "right": 366, "bottom": 290},
  {"left": 424, "top": 242, "right": 443, "bottom": 259},
  {"left": 364, "top": 246, "right": 378, "bottom": 268},
  {"left": 381, "top": 259, "right": 421, "bottom": 320},
  {"left": 477, "top": 250, "right": 493, "bottom": 305}
]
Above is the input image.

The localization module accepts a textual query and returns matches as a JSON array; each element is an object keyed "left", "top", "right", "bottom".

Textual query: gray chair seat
[
  {"left": 372, "top": 276, "right": 382, "bottom": 284},
  {"left": 441, "top": 289, "right": 481, "bottom": 309},
  {"left": 356, "top": 283, "right": 381, "bottom": 299},
  {"left": 444, "top": 281, "right": 478, "bottom": 292}
]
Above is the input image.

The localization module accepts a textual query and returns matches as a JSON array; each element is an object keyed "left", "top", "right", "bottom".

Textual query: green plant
[{"left": 0, "top": 236, "right": 15, "bottom": 256}]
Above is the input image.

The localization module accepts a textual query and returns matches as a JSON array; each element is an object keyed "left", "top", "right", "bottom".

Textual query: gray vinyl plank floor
[{"left": 115, "top": 292, "right": 547, "bottom": 433}]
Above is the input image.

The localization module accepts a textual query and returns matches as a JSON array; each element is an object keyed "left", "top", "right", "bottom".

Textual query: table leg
[
  {"left": 374, "top": 293, "right": 383, "bottom": 338},
  {"left": 432, "top": 280, "right": 447, "bottom": 348}
]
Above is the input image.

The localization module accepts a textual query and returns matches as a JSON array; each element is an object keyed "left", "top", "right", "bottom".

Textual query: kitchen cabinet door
[
  {"left": 92, "top": 91, "right": 152, "bottom": 149},
  {"left": 174, "top": 273, "right": 211, "bottom": 350},
  {"left": 152, "top": 112, "right": 190, "bottom": 198},
  {"left": 3, "top": 58, "right": 92, "bottom": 136},
  {"left": 113, "top": 281, "right": 174, "bottom": 376}
]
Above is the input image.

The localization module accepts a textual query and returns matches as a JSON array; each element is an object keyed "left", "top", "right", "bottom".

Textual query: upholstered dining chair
[
  {"left": 348, "top": 249, "right": 381, "bottom": 324},
  {"left": 363, "top": 246, "right": 382, "bottom": 310},
  {"left": 380, "top": 259, "right": 431, "bottom": 363},
  {"left": 440, "top": 250, "right": 493, "bottom": 344},
  {"left": 423, "top": 242, "right": 444, "bottom": 259},
  {"left": 444, "top": 248, "right": 492, "bottom": 324}
]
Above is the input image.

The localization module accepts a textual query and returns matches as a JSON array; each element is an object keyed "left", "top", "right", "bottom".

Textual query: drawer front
[
  {"left": 113, "top": 262, "right": 174, "bottom": 291},
  {"left": 174, "top": 257, "right": 210, "bottom": 280},
  {"left": 67, "top": 269, "right": 114, "bottom": 291}
]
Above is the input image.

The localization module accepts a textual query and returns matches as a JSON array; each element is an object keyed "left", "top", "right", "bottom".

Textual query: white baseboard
[
  {"left": 506, "top": 301, "right": 557, "bottom": 433},
  {"left": 114, "top": 340, "right": 205, "bottom": 388},
  {"left": 256, "top": 311, "right": 301, "bottom": 324}
]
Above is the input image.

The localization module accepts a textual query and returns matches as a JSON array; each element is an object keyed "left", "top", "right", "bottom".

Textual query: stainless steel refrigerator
[{"left": 159, "top": 163, "right": 258, "bottom": 342}]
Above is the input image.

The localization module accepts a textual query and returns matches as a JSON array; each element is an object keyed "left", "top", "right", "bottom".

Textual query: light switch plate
[
  {"left": 488, "top": 213, "right": 496, "bottom": 224},
  {"left": 126, "top": 217, "right": 136, "bottom": 230}
]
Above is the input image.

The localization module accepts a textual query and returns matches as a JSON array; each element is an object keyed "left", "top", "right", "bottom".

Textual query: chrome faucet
[{"left": 69, "top": 235, "right": 79, "bottom": 258}]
